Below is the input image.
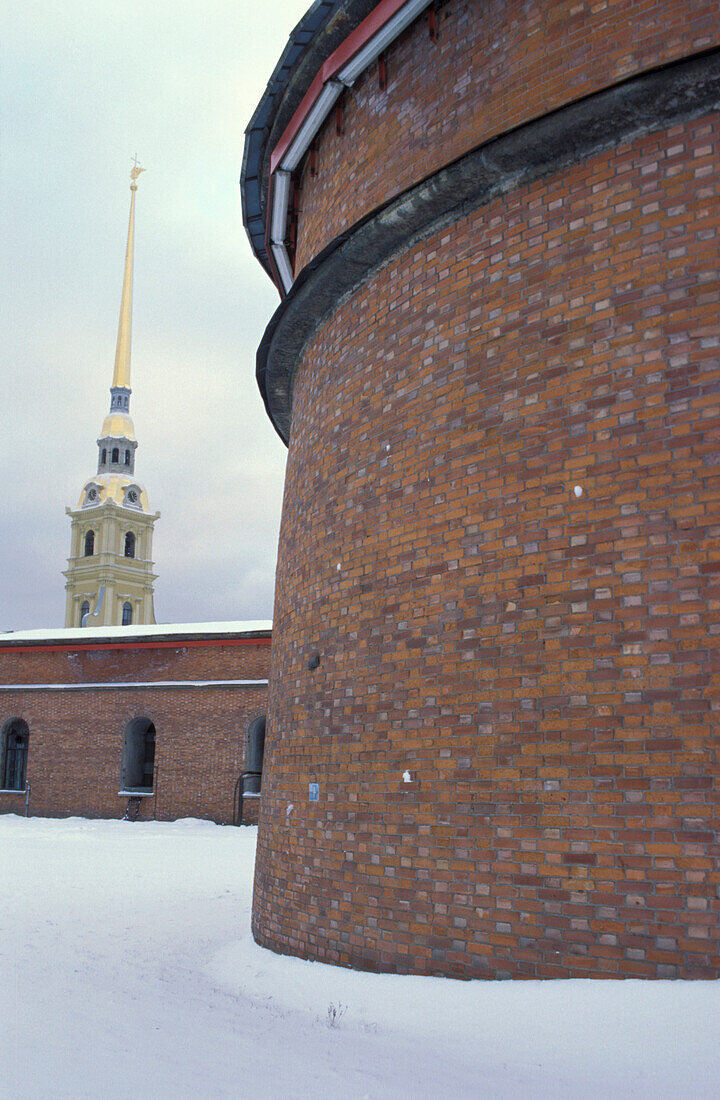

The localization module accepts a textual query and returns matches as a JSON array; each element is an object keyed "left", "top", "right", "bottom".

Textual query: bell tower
[{"left": 63, "top": 161, "right": 160, "bottom": 628}]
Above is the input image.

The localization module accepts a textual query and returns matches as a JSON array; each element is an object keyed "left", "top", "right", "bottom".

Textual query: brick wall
[
  {"left": 0, "top": 637, "right": 270, "bottom": 685},
  {"left": 293, "top": 0, "right": 720, "bottom": 270},
  {"left": 0, "top": 636, "right": 269, "bottom": 824},
  {"left": 254, "top": 108, "right": 720, "bottom": 977}
]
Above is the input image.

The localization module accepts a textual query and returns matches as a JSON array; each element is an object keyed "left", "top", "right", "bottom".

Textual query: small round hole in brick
[{"left": 307, "top": 652, "right": 321, "bottom": 671}]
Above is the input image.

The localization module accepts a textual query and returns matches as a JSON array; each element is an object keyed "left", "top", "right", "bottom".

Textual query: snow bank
[{"left": 2, "top": 814, "right": 718, "bottom": 1100}]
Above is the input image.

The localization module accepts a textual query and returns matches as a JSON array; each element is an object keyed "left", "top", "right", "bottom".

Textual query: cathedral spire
[
  {"left": 112, "top": 157, "right": 145, "bottom": 392},
  {"left": 63, "top": 159, "right": 159, "bottom": 629}
]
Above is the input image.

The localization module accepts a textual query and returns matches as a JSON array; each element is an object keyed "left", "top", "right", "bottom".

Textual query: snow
[
  {"left": 0, "top": 620, "right": 272, "bottom": 643},
  {"left": 1, "top": 816, "right": 718, "bottom": 1100}
]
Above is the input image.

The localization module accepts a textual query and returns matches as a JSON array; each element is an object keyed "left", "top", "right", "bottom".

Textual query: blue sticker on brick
[{"left": 308, "top": 782, "right": 319, "bottom": 801}]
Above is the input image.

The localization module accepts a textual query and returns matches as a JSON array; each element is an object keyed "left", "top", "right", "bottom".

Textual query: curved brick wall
[
  {"left": 293, "top": 0, "right": 719, "bottom": 270},
  {"left": 254, "top": 117, "right": 720, "bottom": 978},
  {"left": 250, "top": 0, "right": 720, "bottom": 979}
]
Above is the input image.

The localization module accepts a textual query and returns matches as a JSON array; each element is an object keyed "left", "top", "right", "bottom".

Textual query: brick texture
[
  {"left": 254, "top": 107, "right": 720, "bottom": 977},
  {"left": 293, "top": 0, "right": 720, "bottom": 271},
  {"left": 0, "top": 638, "right": 269, "bottom": 824}
]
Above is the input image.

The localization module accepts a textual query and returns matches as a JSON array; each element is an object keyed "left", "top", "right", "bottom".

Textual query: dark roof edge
[
  {"left": 240, "top": 0, "right": 379, "bottom": 277},
  {"left": 255, "top": 47, "right": 720, "bottom": 443}
]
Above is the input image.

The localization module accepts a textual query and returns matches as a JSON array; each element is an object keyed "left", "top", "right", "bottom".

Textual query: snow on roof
[{"left": 0, "top": 621, "right": 272, "bottom": 645}]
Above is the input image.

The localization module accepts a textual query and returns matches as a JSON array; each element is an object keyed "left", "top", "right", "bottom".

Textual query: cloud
[{"left": 1, "top": 0, "right": 308, "bottom": 629}]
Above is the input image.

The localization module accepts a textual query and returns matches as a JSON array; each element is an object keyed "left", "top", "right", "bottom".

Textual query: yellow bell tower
[{"left": 63, "top": 161, "right": 159, "bottom": 628}]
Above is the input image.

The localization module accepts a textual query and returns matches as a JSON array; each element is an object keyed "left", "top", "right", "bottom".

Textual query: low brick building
[
  {"left": 242, "top": 0, "right": 720, "bottom": 978},
  {"left": 0, "top": 622, "right": 270, "bottom": 824}
]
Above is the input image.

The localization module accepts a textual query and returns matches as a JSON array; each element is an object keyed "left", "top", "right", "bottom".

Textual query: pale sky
[{"left": 1, "top": 0, "right": 313, "bottom": 630}]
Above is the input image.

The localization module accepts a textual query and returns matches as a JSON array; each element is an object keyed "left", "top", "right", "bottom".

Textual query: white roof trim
[
  {"left": 0, "top": 620, "right": 272, "bottom": 644},
  {"left": 0, "top": 679, "right": 269, "bottom": 691}
]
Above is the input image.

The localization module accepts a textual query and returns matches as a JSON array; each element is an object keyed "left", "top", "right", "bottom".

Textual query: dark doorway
[
  {"left": 121, "top": 718, "right": 156, "bottom": 791},
  {"left": 1, "top": 719, "right": 29, "bottom": 790}
]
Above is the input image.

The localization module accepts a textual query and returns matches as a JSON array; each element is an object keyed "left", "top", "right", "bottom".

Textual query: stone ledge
[{"left": 256, "top": 47, "right": 720, "bottom": 443}]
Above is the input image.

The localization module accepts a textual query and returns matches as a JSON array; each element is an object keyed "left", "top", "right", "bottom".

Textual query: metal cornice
[
  {"left": 241, "top": 0, "right": 379, "bottom": 277},
  {"left": 266, "top": 0, "right": 433, "bottom": 294},
  {"left": 255, "top": 48, "right": 720, "bottom": 444}
]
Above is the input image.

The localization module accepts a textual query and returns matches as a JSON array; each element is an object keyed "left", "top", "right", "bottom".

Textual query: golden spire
[{"left": 111, "top": 157, "right": 145, "bottom": 390}]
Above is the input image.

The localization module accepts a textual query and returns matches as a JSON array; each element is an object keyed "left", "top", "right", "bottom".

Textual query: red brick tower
[{"left": 242, "top": 0, "right": 720, "bottom": 978}]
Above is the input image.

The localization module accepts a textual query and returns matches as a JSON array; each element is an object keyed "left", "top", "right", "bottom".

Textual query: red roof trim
[
  {"left": 270, "top": 0, "right": 415, "bottom": 174},
  {"left": 324, "top": 0, "right": 412, "bottom": 75}
]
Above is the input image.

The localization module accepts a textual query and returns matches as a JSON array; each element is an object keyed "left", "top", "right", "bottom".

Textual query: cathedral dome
[{"left": 100, "top": 412, "right": 136, "bottom": 441}]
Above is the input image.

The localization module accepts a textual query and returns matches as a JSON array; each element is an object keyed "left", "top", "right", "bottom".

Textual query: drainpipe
[{"left": 81, "top": 584, "right": 106, "bottom": 627}]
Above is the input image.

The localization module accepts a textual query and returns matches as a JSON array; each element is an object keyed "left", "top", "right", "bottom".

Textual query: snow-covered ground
[{"left": 1, "top": 816, "right": 718, "bottom": 1099}]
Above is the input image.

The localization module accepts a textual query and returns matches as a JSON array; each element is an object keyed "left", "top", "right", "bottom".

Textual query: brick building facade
[
  {"left": 0, "top": 623, "right": 270, "bottom": 825},
  {"left": 242, "top": 0, "right": 720, "bottom": 978}
]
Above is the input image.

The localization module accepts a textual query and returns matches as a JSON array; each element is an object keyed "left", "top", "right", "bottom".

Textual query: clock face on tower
[{"left": 127, "top": 490, "right": 138, "bottom": 503}]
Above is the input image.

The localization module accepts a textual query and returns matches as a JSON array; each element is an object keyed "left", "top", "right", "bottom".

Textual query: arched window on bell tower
[
  {"left": 79, "top": 600, "right": 90, "bottom": 625},
  {"left": 124, "top": 532, "right": 136, "bottom": 558},
  {"left": 84, "top": 530, "right": 95, "bottom": 556},
  {"left": 122, "top": 602, "right": 133, "bottom": 626}
]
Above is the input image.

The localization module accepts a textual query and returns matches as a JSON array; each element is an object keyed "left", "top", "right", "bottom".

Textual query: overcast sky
[{"left": 1, "top": 0, "right": 313, "bottom": 630}]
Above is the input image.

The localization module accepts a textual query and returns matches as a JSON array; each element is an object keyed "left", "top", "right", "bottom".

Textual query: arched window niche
[
  {"left": 1, "top": 718, "right": 29, "bottom": 791},
  {"left": 79, "top": 600, "right": 90, "bottom": 626},
  {"left": 124, "top": 450, "right": 131, "bottom": 466},
  {"left": 122, "top": 602, "right": 133, "bottom": 626},
  {"left": 84, "top": 530, "right": 95, "bottom": 556},
  {"left": 101, "top": 448, "right": 107, "bottom": 464},
  {"left": 112, "top": 447, "right": 119, "bottom": 464},
  {"left": 121, "top": 718, "right": 155, "bottom": 792},
  {"left": 124, "top": 531, "right": 136, "bottom": 559},
  {"left": 245, "top": 715, "right": 266, "bottom": 792}
]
